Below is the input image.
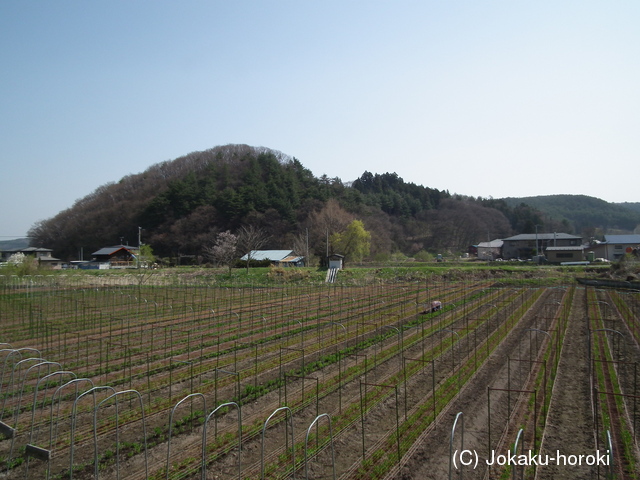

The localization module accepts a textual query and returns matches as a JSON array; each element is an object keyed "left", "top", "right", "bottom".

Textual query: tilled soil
[
  {"left": 536, "top": 287, "right": 596, "bottom": 480},
  {"left": 390, "top": 288, "right": 554, "bottom": 480},
  {"left": 6, "top": 284, "right": 640, "bottom": 480},
  {"left": 391, "top": 286, "right": 640, "bottom": 480}
]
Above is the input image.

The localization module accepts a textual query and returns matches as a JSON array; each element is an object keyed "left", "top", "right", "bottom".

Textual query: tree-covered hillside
[
  {"left": 29, "top": 144, "right": 599, "bottom": 264},
  {"left": 502, "top": 195, "right": 640, "bottom": 234},
  {"left": 618, "top": 202, "right": 640, "bottom": 214},
  {"left": 0, "top": 238, "right": 30, "bottom": 251}
]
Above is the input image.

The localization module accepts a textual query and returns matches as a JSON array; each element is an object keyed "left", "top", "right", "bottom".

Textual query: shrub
[{"left": 413, "top": 250, "right": 433, "bottom": 262}]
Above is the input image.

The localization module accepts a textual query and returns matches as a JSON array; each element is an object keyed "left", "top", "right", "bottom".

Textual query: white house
[{"left": 477, "top": 239, "right": 503, "bottom": 260}]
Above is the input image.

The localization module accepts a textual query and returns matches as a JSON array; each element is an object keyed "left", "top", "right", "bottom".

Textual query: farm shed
[
  {"left": 545, "top": 245, "right": 585, "bottom": 263},
  {"left": 240, "top": 250, "right": 305, "bottom": 267},
  {"left": 328, "top": 253, "right": 344, "bottom": 270}
]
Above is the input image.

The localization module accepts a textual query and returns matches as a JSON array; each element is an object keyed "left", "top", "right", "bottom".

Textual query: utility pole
[
  {"left": 137, "top": 227, "right": 142, "bottom": 269},
  {"left": 535, "top": 224, "right": 541, "bottom": 264},
  {"left": 326, "top": 229, "right": 329, "bottom": 267}
]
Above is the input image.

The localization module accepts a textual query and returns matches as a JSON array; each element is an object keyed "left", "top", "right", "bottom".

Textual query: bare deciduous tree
[
  {"left": 291, "top": 230, "right": 314, "bottom": 267},
  {"left": 307, "top": 199, "right": 354, "bottom": 260},
  {"left": 421, "top": 199, "right": 512, "bottom": 254},
  {"left": 237, "top": 225, "right": 270, "bottom": 272}
]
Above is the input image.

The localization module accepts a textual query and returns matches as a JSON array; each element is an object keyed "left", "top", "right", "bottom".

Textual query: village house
[
  {"left": 476, "top": 240, "right": 504, "bottom": 261},
  {"left": 0, "top": 246, "right": 64, "bottom": 269},
  {"left": 586, "top": 234, "right": 640, "bottom": 262},
  {"left": 501, "top": 233, "right": 583, "bottom": 262},
  {"left": 76, "top": 245, "right": 140, "bottom": 269}
]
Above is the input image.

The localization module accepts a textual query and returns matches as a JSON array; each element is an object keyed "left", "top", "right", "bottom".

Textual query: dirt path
[{"left": 536, "top": 287, "right": 596, "bottom": 480}]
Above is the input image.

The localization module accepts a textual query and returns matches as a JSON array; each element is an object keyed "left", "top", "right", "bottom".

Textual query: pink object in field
[{"left": 420, "top": 300, "right": 442, "bottom": 314}]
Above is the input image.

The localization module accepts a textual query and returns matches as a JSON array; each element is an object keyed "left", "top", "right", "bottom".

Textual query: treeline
[
  {"left": 619, "top": 202, "right": 640, "bottom": 214},
  {"left": 502, "top": 195, "right": 640, "bottom": 235},
  {"left": 30, "top": 144, "right": 546, "bottom": 263}
]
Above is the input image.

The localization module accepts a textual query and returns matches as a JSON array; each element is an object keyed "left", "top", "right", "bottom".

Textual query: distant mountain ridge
[
  {"left": 0, "top": 238, "right": 30, "bottom": 251},
  {"left": 501, "top": 195, "right": 640, "bottom": 234}
]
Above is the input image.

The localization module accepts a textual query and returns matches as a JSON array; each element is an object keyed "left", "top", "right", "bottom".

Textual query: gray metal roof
[
  {"left": 2, "top": 246, "right": 53, "bottom": 253},
  {"left": 92, "top": 245, "right": 138, "bottom": 256},
  {"left": 478, "top": 240, "right": 503, "bottom": 248},
  {"left": 38, "top": 256, "right": 61, "bottom": 261},
  {"left": 502, "top": 233, "right": 581, "bottom": 241},
  {"left": 20, "top": 247, "right": 53, "bottom": 252},
  {"left": 603, "top": 234, "right": 640, "bottom": 244},
  {"left": 240, "top": 250, "right": 294, "bottom": 261}
]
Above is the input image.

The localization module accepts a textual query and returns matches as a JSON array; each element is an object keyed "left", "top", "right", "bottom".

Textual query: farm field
[{"left": 0, "top": 272, "right": 639, "bottom": 479}]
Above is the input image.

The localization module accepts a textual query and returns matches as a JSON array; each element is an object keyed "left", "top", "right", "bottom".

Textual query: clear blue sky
[{"left": 2, "top": 1, "right": 639, "bottom": 239}]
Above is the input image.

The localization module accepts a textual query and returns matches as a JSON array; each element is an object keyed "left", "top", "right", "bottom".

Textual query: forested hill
[
  {"left": 0, "top": 238, "right": 30, "bottom": 251},
  {"left": 502, "top": 195, "right": 640, "bottom": 234},
  {"left": 619, "top": 202, "right": 640, "bottom": 214},
  {"left": 27, "top": 144, "right": 633, "bottom": 263}
]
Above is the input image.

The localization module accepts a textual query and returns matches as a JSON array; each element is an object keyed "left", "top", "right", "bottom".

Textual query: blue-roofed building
[{"left": 240, "top": 250, "right": 305, "bottom": 267}]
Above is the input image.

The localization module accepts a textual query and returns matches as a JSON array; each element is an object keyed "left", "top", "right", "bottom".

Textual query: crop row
[{"left": 0, "top": 277, "right": 563, "bottom": 479}]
